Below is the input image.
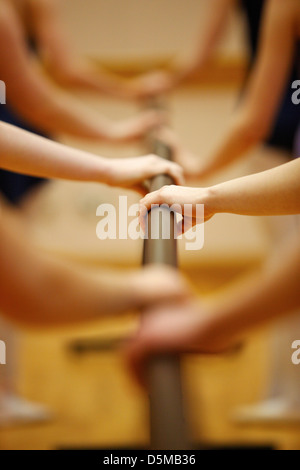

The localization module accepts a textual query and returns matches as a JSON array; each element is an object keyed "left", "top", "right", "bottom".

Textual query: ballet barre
[
  {"left": 143, "top": 135, "right": 190, "bottom": 451},
  {"left": 68, "top": 99, "right": 190, "bottom": 450}
]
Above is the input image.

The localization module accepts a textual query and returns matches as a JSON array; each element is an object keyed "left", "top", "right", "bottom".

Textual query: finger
[
  {"left": 140, "top": 189, "right": 164, "bottom": 212},
  {"left": 167, "top": 164, "right": 185, "bottom": 186},
  {"left": 176, "top": 220, "right": 183, "bottom": 237},
  {"left": 124, "top": 339, "right": 149, "bottom": 389},
  {"left": 176, "top": 216, "right": 193, "bottom": 236},
  {"left": 143, "top": 110, "right": 166, "bottom": 127},
  {"left": 139, "top": 203, "right": 149, "bottom": 234},
  {"left": 125, "top": 334, "right": 179, "bottom": 389}
]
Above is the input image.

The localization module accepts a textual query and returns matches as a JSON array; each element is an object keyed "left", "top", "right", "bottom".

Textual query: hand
[
  {"left": 111, "top": 110, "right": 167, "bottom": 143},
  {"left": 125, "top": 300, "right": 232, "bottom": 386},
  {"left": 139, "top": 184, "right": 214, "bottom": 234},
  {"left": 153, "top": 128, "right": 203, "bottom": 178},
  {"left": 131, "top": 265, "right": 191, "bottom": 308},
  {"left": 108, "top": 155, "right": 185, "bottom": 194},
  {"left": 128, "top": 71, "right": 178, "bottom": 99}
]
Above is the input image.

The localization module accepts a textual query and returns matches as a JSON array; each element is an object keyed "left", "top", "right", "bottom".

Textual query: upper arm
[
  {"left": 0, "top": 1, "right": 63, "bottom": 119},
  {"left": 0, "top": 1, "right": 38, "bottom": 104},
  {"left": 201, "top": 0, "right": 236, "bottom": 47},
  {"left": 26, "top": 0, "right": 76, "bottom": 72},
  {"left": 240, "top": 0, "right": 297, "bottom": 136}
]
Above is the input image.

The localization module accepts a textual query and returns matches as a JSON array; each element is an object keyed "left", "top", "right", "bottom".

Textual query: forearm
[
  {"left": 0, "top": 9, "right": 119, "bottom": 141},
  {"left": 9, "top": 71, "right": 122, "bottom": 142},
  {"left": 203, "top": 232, "right": 300, "bottom": 343},
  {"left": 0, "top": 203, "right": 187, "bottom": 327},
  {"left": 28, "top": 0, "right": 136, "bottom": 99},
  {"left": 11, "top": 66, "right": 160, "bottom": 143},
  {"left": 196, "top": 0, "right": 297, "bottom": 180},
  {"left": 0, "top": 121, "right": 113, "bottom": 183},
  {"left": 178, "top": 0, "right": 234, "bottom": 81},
  {"left": 20, "top": 265, "right": 145, "bottom": 327},
  {"left": 205, "top": 158, "right": 300, "bottom": 217},
  {"left": 197, "top": 111, "right": 268, "bottom": 179},
  {"left": 51, "top": 60, "right": 137, "bottom": 100},
  {"left": 0, "top": 212, "right": 142, "bottom": 327}
]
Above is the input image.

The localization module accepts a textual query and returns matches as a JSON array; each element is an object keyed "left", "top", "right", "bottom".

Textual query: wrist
[
  {"left": 192, "top": 303, "right": 238, "bottom": 353},
  {"left": 203, "top": 184, "right": 228, "bottom": 215},
  {"left": 108, "top": 122, "right": 129, "bottom": 143},
  {"left": 176, "top": 302, "right": 227, "bottom": 354},
  {"left": 126, "top": 272, "right": 148, "bottom": 309},
  {"left": 179, "top": 58, "right": 203, "bottom": 80},
  {"left": 94, "top": 158, "right": 116, "bottom": 185},
  {"left": 195, "top": 185, "right": 222, "bottom": 218}
]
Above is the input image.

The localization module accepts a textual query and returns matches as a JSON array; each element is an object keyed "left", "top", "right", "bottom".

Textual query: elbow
[
  {"left": 7, "top": 82, "right": 61, "bottom": 133},
  {"left": 14, "top": 99, "right": 59, "bottom": 134},
  {"left": 0, "top": 268, "right": 59, "bottom": 328},
  {"left": 49, "top": 68, "right": 74, "bottom": 87},
  {"left": 9, "top": 95, "right": 49, "bottom": 129},
  {"left": 0, "top": 297, "right": 42, "bottom": 328},
  {"left": 47, "top": 62, "right": 80, "bottom": 89}
]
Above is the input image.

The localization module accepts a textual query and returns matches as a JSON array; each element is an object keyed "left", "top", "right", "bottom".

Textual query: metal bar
[
  {"left": 68, "top": 337, "right": 129, "bottom": 354},
  {"left": 143, "top": 138, "right": 190, "bottom": 450}
]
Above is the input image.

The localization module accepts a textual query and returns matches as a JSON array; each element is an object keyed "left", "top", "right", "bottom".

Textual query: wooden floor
[{"left": 1, "top": 86, "right": 299, "bottom": 450}]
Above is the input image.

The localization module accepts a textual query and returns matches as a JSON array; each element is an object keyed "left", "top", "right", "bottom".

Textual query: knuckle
[
  {"left": 159, "top": 185, "right": 169, "bottom": 196},
  {"left": 172, "top": 162, "right": 181, "bottom": 171}
]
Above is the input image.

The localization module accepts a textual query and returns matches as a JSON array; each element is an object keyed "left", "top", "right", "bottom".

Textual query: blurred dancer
[
  {"left": 0, "top": 120, "right": 186, "bottom": 425},
  {"left": 0, "top": 0, "right": 162, "bottom": 204},
  {"left": 132, "top": 0, "right": 299, "bottom": 161},
  {"left": 0, "top": 0, "right": 165, "bottom": 425},
  {"left": 128, "top": 1, "right": 300, "bottom": 420}
]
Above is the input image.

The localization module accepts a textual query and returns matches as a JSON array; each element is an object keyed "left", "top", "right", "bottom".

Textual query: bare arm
[
  {"left": 202, "top": 231, "right": 300, "bottom": 346},
  {"left": 127, "top": 0, "right": 235, "bottom": 98},
  {"left": 0, "top": 200, "right": 188, "bottom": 327},
  {"left": 206, "top": 158, "right": 300, "bottom": 217},
  {"left": 0, "top": 122, "right": 184, "bottom": 189},
  {"left": 177, "top": 0, "right": 235, "bottom": 79},
  {"left": 26, "top": 0, "right": 145, "bottom": 98},
  {"left": 196, "top": 0, "right": 297, "bottom": 179},
  {"left": 0, "top": 0, "right": 160, "bottom": 141},
  {"left": 126, "top": 231, "right": 300, "bottom": 383},
  {"left": 139, "top": 158, "right": 300, "bottom": 233},
  {"left": 26, "top": 0, "right": 94, "bottom": 84}
]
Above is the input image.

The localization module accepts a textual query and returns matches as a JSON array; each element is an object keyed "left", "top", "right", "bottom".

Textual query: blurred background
[
  {"left": 59, "top": 0, "right": 247, "bottom": 69},
  {"left": 0, "top": 0, "right": 299, "bottom": 450}
]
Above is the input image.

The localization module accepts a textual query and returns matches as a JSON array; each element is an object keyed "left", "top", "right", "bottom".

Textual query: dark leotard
[
  {"left": 0, "top": 106, "right": 48, "bottom": 204},
  {"left": 241, "top": 0, "right": 300, "bottom": 155}
]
